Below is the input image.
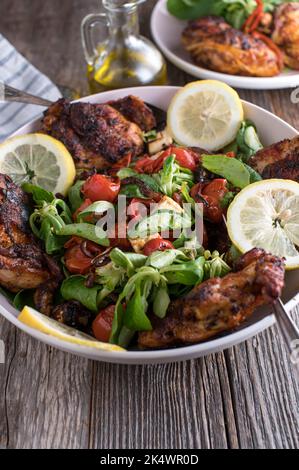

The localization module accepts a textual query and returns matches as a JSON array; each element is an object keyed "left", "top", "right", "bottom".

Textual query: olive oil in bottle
[{"left": 82, "top": 0, "right": 167, "bottom": 92}]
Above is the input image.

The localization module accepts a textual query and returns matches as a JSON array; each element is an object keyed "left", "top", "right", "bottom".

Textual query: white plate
[
  {"left": 0, "top": 85, "right": 298, "bottom": 364},
  {"left": 151, "top": 0, "right": 299, "bottom": 90}
]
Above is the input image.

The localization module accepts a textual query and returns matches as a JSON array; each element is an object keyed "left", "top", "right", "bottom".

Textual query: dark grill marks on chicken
[
  {"left": 0, "top": 175, "right": 62, "bottom": 314},
  {"left": 249, "top": 135, "right": 299, "bottom": 182},
  {"left": 42, "top": 96, "right": 156, "bottom": 170},
  {"left": 138, "top": 248, "right": 285, "bottom": 349}
]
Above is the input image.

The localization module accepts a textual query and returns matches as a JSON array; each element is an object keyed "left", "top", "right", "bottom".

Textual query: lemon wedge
[
  {"left": 19, "top": 306, "right": 125, "bottom": 352},
  {"left": 227, "top": 179, "right": 299, "bottom": 270},
  {"left": 167, "top": 80, "right": 244, "bottom": 151},
  {"left": 0, "top": 133, "right": 76, "bottom": 195}
]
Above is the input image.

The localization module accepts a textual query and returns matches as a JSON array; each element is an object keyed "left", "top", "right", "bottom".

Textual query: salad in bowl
[{"left": 0, "top": 81, "right": 298, "bottom": 361}]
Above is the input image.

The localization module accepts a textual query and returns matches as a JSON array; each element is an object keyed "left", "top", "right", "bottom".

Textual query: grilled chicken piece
[
  {"left": 272, "top": 3, "right": 299, "bottom": 70},
  {"left": 0, "top": 175, "right": 61, "bottom": 314},
  {"left": 52, "top": 300, "right": 92, "bottom": 332},
  {"left": 108, "top": 95, "right": 156, "bottom": 132},
  {"left": 249, "top": 135, "right": 299, "bottom": 182},
  {"left": 182, "top": 16, "right": 281, "bottom": 77},
  {"left": 138, "top": 249, "right": 285, "bottom": 349},
  {"left": 42, "top": 98, "right": 149, "bottom": 170}
]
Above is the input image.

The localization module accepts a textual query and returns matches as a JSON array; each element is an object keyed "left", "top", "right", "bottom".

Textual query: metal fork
[{"left": 2, "top": 83, "right": 53, "bottom": 107}]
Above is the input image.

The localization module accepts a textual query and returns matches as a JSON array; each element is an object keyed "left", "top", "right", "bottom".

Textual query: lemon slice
[
  {"left": 167, "top": 80, "right": 244, "bottom": 151},
  {"left": 0, "top": 133, "right": 76, "bottom": 195},
  {"left": 227, "top": 179, "right": 299, "bottom": 270},
  {"left": 19, "top": 306, "right": 125, "bottom": 352}
]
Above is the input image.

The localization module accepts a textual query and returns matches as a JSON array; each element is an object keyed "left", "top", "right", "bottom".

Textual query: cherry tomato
[
  {"left": 64, "top": 245, "right": 93, "bottom": 274},
  {"left": 82, "top": 174, "right": 120, "bottom": 203},
  {"left": 202, "top": 179, "right": 228, "bottom": 200},
  {"left": 135, "top": 147, "right": 198, "bottom": 173},
  {"left": 190, "top": 183, "right": 204, "bottom": 202},
  {"left": 64, "top": 237, "right": 102, "bottom": 274},
  {"left": 190, "top": 179, "right": 228, "bottom": 224},
  {"left": 134, "top": 154, "right": 162, "bottom": 174},
  {"left": 92, "top": 305, "right": 115, "bottom": 343},
  {"left": 226, "top": 152, "right": 236, "bottom": 158},
  {"left": 202, "top": 179, "right": 228, "bottom": 224},
  {"left": 73, "top": 198, "right": 93, "bottom": 222},
  {"left": 172, "top": 192, "right": 183, "bottom": 206},
  {"left": 143, "top": 238, "right": 175, "bottom": 256}
]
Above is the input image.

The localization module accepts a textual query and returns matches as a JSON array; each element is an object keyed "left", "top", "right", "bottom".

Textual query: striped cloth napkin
[{"left": 0, "top": 34, "right": 61, "bottom": 142}]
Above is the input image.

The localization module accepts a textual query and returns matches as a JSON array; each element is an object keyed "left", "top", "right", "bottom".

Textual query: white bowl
[
  {"left": 151, "top": 0, "right": 299, "bottom": 90},
  {"left": 0, "top": 85, "right": 298, "bottom": 364}
]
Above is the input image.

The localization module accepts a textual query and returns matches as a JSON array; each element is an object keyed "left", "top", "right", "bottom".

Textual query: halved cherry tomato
[
  {"left": 202, "top": 179, "right": 228, "bottom": 200},
  {"left": 92, "top": 305, "right": 115, "bottom": 343},
  {"left": 190, "top": 182, "right": 203, "bottom": 202},
  {"left": 73, "top": 198, "right": 93, "bottom": 222},
  {"left": 82, "top": 174, "right": 120, "bottom": 203},
  {"left": 135, "top": 147, "right": 198, "bottom": 173},
  {"left": 64, "top": 237, "right": 102, "bottom": 274},
  {"left": 143, "top": 237, "right": 175, "bottom": 256}
]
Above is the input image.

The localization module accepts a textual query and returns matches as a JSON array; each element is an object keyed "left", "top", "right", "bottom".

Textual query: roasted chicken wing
[
  {"left": 249, "top": 135, "right": 299, "bottom": 182},
  {"left": 42, "top": 97, "right": 156, "bottom": 170},
  {"left": 272, "top": 3, "right": 299, "bottom": 70},
  {"left": 138, "top": 249, "right": 285, "bottom": 349},
  {"left": 182, "top": 16, "right": 282, "bottom": 77},
  {"left": 0, "top": 174, "right": 61, "bottom": 314}
]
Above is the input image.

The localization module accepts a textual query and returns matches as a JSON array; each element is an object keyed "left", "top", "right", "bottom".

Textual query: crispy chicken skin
[
  {"left": 272, "top": 3, "right": 299, "bottom": 70},
  {"left": 249, "top": 135, "right": 299, "bottom": 182},
  {"left": 138, "top": 249, "right": 285, "bottom": 349},
  {"left": 0, "top": 175, "right": 61, "bottom": 313},
  {"left": 182, "top": 16, "right": 281, "bottom": 77},
  {"left": 42, "top": 97, "right": 155, "bottom": 170}
]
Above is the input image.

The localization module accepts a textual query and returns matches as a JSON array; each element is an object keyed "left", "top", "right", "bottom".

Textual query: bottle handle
[{"left": 81, "top": 13, "right": 109, "bottom": 65}]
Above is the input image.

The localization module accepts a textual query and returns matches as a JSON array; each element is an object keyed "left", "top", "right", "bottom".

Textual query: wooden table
[{"left": 0, "top": 0, "right": 298, "bottom": 450}]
